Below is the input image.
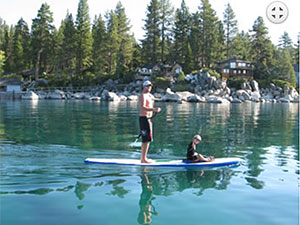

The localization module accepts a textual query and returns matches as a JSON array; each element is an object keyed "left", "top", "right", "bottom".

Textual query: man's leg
[{"left": 141, "top": 141, "right": 151, "bottom": 163}]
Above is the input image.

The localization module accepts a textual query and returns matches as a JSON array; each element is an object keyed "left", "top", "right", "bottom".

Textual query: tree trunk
[{"left": 35, "top": 48, "right": 43, "bottom": 80}]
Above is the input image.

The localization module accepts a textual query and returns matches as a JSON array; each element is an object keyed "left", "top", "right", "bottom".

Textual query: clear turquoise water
[{"left": 0, "top": 100, "right": 299, "bottom": 225}]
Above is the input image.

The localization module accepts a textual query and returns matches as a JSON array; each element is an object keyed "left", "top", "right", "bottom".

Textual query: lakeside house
[
  {"left": 217, "top": 57, "right": 253, "bottom": 79},
  {"left": 136, "top": 63, "right": 182, "bottom": 80},
  {"left": 0, "top": 78, "right": 22, "bottom": 92}
]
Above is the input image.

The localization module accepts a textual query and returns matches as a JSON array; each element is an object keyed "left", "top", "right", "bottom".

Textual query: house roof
[
  {"left": 140, "top": 62, "right": 182, "bottom": 70},
  {"left": 0, "top": 78, "right": 22, "bottom": 86},
  {"left": 217, "top": 57, "right": 252, "bottom": 64}
]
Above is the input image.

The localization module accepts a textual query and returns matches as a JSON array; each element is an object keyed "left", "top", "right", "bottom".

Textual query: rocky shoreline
[{"left": 20, "top": 71, "right": 299, "bottom": 103}]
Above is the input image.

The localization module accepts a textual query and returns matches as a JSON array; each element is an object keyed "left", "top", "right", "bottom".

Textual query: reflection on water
[{"left": 0, "top": 101, "right": 298, "bottom": 225}]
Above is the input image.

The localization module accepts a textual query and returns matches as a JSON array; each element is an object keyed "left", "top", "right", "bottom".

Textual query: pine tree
[
  {"left": 3, "top": 26, "right": 14, "bottom": 73},
  {"left": 231, "top": 31, "right": 251, "bottom": 60},
  {"left": 16, "top": 18, "right": 31, "bottom": 70},
  {"left": 278, "top": 31, "right": 293, "bottom": 49},
  {"left": 52, "top": 26, "right": 63, "bottom": 74},
  {"left": 274, "top": 49, "right": 296, "bottom": 86},
  {"left": 12, "top": 31, "right": 23, "bottom": 72},
  {"left": 215, "top": 20, "right": 226, "bottom": 62},
  {"left": 75, "top": 0, "right": 93, "bottom": 76},
  {"left": 131, "top": 41, "right": 142, "bottom": 70},
  {"left": 11, "top": 18, "right": 31, "bottom": 72},
  {"left": 0, "top": 18, "right": 8, "bottom": 51},
  {"left": 105, "top": 10, "right": 119, "bottom": 76},
  {"left": 159, "top": 0, "right": 174, "bottom": 63},
  {"left": 190, "top": 12, "right": 201, "bottom": 69},
  {"left": 293, "top": 33, "right": 300, "bottom": 65},
  {"left": 31, "top": 3, "right": 55, "bottom": 79},
  {"left": 184, "top": 42, "right": 193, "bottom": 73},
  {"left": 173, "top": 0, "right": 193, "bottom": 72},
  {"left": 92, "top": 14, "right": 106, "bottom": 77},
  {"left": 61, "top": 12, "right": 77, "bottom": 81},
  {"left": 142, "top": 0, "right": 161, "bottom": 64},
  {"left": 198, "top": 0, "right": 220, "bottom": 68},
  {"left": 115, "top": 2, "right": 134, "bottom": 79},
  {"left": 0, "top": 50, "right": 5, "bottom": 75},
  {"left": 250, "top": 17, "right": 274, "bottom": 80},
  {"left": 223, "top": 3, "right": 238, "bottom": 58}
]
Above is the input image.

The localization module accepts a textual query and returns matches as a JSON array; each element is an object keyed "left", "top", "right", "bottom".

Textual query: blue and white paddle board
[{"left": 84, "top": 157, "right": 242, "bottom": 167}]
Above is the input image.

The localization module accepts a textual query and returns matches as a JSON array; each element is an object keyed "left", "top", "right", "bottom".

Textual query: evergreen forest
[{"left": 0, "top": 0, "right": 298, "bottom": 87}]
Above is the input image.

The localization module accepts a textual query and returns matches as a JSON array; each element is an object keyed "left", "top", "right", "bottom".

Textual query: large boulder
[
  {"left": 207, "top": 96, "right": 230, "bottom": 104},
  {"left": 214, "top": 79, "right": 227, "bottom": 90},
  {"left": 74, "top": 92, "right": 90, "bottom": 99},
  {"left": 162, "top": 88, "right": 181, "bottom": 102},
  {"left": 101, "top": 90, "right": 120, "bottom": 101},
  {"left": 236, "top": 90, "right": 251, "bottom": 101},
  {"left": 262, "top": 93, "right": 274, "bottom": 101},
  {"left": 89, "top": 96, "right": 101, "bottom": 101},
  {"left": 250, "top": 80, "right": 260, "bottom": 92},
  {"left": 241, "top": 82, "right": 252, "bottom": 91},
  {"left": 127, "top": 95, "right": 139, "bottom": 101},
  {"left": 104, "top": 79, "right": 118, "bottom": 92},
  {"left": 280, "top": 95, "right": 293, "bottom": 103},
  {"left": 119, "top": 95, "right": 127, "bottom": 101},
  {"left": 187, "top": 95, "right": 206, "bottom": 103},
  {"left": 22, "top": 91, "right": 39, "bottom": 100},
  {"left": 289, "top": 87, "right": 299, "bottom": 99},
  {"left": 251, "top": 91, "right": 261, "bottom": 102},
  {"left": 47, "top": 90, "right": 65, "bottom": 99},
  {"left": 176, "top": 91, "right": 194, "bottom": 101},
  {"left": 283, "top": 85, "right": 289, "bottom": 96},
  {"left": 231, "top": 97, "right": 243, "bottom": 103}
]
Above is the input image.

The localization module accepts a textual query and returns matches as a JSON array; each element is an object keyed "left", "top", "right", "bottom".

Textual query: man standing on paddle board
[{"left": 139, "top": 80, "right": 161, "bottom": 163}]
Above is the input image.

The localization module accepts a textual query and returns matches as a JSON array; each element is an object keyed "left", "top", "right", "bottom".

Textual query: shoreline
[
  {"left": 1, "top": 75, "right": 299, "bottom": 103},
  {"left": 0, "top": 90, "right": 298, "bottom": 104}
]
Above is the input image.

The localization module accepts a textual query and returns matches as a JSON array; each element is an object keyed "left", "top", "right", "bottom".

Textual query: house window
[
  {"left": 243, "top": 70, "right": 246, "bottom": 74},
  {"left": 247, "top": 63, "right": 251, "bottom": 67},
  {"left": 223, "top": 69, "right": 229, "bottom": 73},
  {"left": 230, "top": 62, "right": 236, "bottom": 68},
  {"left": 238, "top": 62, "right": 246, "bottom": 67},
  {"left": 233, "top": 70, "right": 237, "bottom": 74},
  {"left": 238, "top": 70, "right": 241, "bottom": 74}
]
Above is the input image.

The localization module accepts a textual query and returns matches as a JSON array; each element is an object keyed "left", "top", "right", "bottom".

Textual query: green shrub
[
  {"left": 191, "top": 70, "right": 198, "bottom": 75},
  {"left": 45, "top": 73, "right": 71, "bottom": 87},
  {"left": 227, "top": 78, "right": 249, "bottom": 89},
  {"left": 177, "top": 71, "right": 186, "bottom": 83},
  {"left": 121, "top": 73, "right": 135, "bottom": 84},
  {"left": 0, "top": 73, "right": 23, "bottom": 80},
  {"left": 153, "top": 77, "right": 171, "bottom": 89},
  {"left": 174, "top": 83, "right": 190, "bottom": 92},
  {"left": 201, "top": 68, "right": 221, "bottom": 79},
  {"left": 271, "top": 79, "right": 294, "bottom": 88}
]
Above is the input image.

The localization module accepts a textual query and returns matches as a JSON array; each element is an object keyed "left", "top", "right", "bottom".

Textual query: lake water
[{"left": 0, "top": 100, "right": 299, "bottom": 225}]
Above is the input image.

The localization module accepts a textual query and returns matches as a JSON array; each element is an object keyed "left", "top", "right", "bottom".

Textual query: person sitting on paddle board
[
  {"left": 139, "top": 80, "right": 161, "bottom": 163},
  {"left": 186, "top": 135, "right": 214, "bottom": 162}
]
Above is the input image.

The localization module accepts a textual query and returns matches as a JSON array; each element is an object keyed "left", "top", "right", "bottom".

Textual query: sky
[{"left": 0, "top": 0, "right": 299, "bottom": 45}]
